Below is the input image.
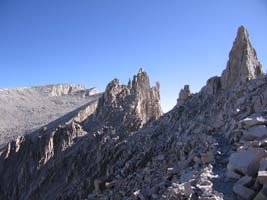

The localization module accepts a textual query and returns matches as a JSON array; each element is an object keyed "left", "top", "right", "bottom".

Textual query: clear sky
[{"left": 0, "top": 0, "right": 266, "bottom": 112}]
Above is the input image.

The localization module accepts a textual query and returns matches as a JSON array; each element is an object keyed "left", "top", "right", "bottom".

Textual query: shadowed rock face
[
  {"left": 0, "top": 26, "right": 266, "bottom": 200},
  {"left": 221, "top": 25, "right": 263, "bottom": 89}
]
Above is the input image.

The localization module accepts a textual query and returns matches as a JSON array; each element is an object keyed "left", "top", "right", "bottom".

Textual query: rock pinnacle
[{"left": 221, "top": 25, "right": 263, "bottom": 89}]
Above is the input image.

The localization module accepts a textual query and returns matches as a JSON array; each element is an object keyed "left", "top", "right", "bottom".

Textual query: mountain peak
[
  {"left": 88, "top": 69, "right": 162, "bottom": 132},
  {"left": 237, "top": 25, "right": 248, "bottom": 37},
  {"left": 221, "top": 26, "right": 263, "bottom": 89}
]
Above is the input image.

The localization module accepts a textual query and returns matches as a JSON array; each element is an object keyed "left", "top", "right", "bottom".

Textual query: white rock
[{"left": 239, "top": 116, "right": 266, "bottom": 129}]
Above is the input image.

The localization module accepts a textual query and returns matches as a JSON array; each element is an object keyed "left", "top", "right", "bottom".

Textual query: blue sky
[{"left": 0, "top": 0, "right": 266, "bottom": 111}]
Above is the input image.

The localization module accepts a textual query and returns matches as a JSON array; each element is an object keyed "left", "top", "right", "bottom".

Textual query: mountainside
[
  {"left": 0, "top": 26, "right": 267, "bottom": 200},
  {"left": 0, "top": 84, "right": 100, "bottom": 147}
]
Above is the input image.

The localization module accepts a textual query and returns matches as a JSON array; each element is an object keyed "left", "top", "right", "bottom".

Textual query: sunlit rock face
[
  {"left": 86, "top": 68, "right": 162, "bottom": 132},
  {"left": 221, "top": 25, "right": 263, "bottom": 89},
  {"left": 48, "top": 84, "right": 86, "bottom": 96}
]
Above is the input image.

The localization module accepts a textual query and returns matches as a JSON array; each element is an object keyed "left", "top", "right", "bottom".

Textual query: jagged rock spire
[
  {"left": 177, "top": 85, "right": 191, "bottom": 106},
  {"left": 221, "top": 25, "right": 263, "bottom": 89},
  {"left": 89, "top": 68, "right": 162, "bottom": 131}
]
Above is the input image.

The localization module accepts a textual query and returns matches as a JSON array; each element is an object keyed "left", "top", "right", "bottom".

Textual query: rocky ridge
[
  {"left": 0, "top": 84, "right": 100, "bottom": 147},
  {"left": 0, "top": 69, "right": 162, "bottom": 199},
  {"left": 0, "top": 26, "right": 266, "bottom": 200}
]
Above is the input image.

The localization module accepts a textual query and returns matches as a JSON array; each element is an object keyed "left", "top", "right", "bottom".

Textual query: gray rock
[
  {"left": 235, "top": 175, "right": 253, "bottom": 186},
  {"left": 233, "top": 184, "right": 256, "bottom": 200},
  {"left": 254, "top": 186, "right": 267, "bottom": 200},
  {"left": 221, "top": 25, "right": 263, "bottom": 89},
  {"left": 257, "top": 171, "right": 267, "bottom": 185},
  {"left": 177, "top": 84, "right": 191, "bottom": 106},
  {"left": 227, "top": 148, "right": 267, "bottom": 176},
  {"left": 201, "top": 76, "right": 221, "bottom": 95},
  {"left": 0, "top": 84, "right": 101, "bottom": 147},
  {"left": 239, "top": 115, "right": 267, "bottom": 129},
  {"left": 259, "top": 158, "right": 267, "bottom": 171},
  {"left": 243, "top": 125, "right": 267, "bottom": 140}
]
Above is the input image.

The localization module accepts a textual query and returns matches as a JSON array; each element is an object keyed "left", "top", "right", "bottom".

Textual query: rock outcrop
[
  {"left": 176, "top": 84, "right": 191, "bottom": 106},
  {"left": 47, "top": 84, "right": 86, "bottom": 96},
  {"left": 201, "top": 76, "right": 221, "bottom": 95},
  {"left": 86, "top": 68, "right": 162, "bottom": 132},
  {"left": 221, "top": 25, "right": 263, "bottom": 89}
]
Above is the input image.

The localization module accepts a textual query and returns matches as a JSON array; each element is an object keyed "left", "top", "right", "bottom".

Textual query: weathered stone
[
  {"left": 88, "top": 68, "right": 162, "bottom": 131},
  {"left": 253, "top": 186, "right": 267, "bottom": 200},
  {"left": 221, "top": 25, "right": 263, "bottom": 89},
  {"left": 201, "top": 76, "right": 221, "bottom": 95},
  {"left": 227, "top": 148, "right": 267, "bottom": 176},
  {"left": 259, "top": 158, "right": 267, "bottom": 171},
  {"left": 254, "top": 192, "right": 267, "bottom": 200},
  {"left": 243, "top": 125, "right": 267, "bottom": 141},
  {"left": 94, "top": 179, "right": 106, "bottom": 194},
  {"left": 227, "top": 171, "right": 242, "bottom": 181},
  {"left": 133, "top": 190, "right": 146, "bottom": 200},
  {"left": 105, "top": 181, "right": 116, "bottom": 189},
  {"left": 49, "top": 83, "right": 86, "bottom": 96},
  {"left": 156, "top": 154, "right": 165, "bottom": 161},
  {"left": 257, "top": 171, "right": 267, "bottom": 185},
  {"left": 201, "top": 152, "right": 215, "bottom": 164},
  {"left": 235, "top": 175, "right": 253, "bottom": 187},
  {"left": 177, "top": 85, "right": 191, "bottom": 106},
  {"left": 184, "top": 182, "right": 193, "bottom": 197},
  {"left": 239, "top": 116, "right": 267, "bottom": 129},
  {"left": 233, "top": 184, "right": 256, "bottom": 200}
]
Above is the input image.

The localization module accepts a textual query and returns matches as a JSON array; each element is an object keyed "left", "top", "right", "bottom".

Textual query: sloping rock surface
[{"left": 0, "top": 84, "right": 100, "bottom": 147}]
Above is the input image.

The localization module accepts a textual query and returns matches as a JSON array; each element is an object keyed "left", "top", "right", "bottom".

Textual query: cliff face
[
  {"left": 0, "top": 26, "right": 266, "bottom": 200},
  {"left": 47, "top": 84, "right": 86, "bottom": 96}
]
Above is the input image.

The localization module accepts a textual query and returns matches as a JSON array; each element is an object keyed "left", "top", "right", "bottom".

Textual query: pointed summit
[
  {"left": 94, "top": 68, "right": 161, "bottom": 131},
  {"left": 177, "top": 85, "right": 191, "bottom": 106},
  {"left": 221, "top": 26, "right": 263, "bottom": 89}
]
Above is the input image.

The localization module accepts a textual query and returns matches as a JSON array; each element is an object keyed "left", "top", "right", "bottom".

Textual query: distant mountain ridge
[{"left": 0, "top": 83, "right": 100, "bottom": 147}]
